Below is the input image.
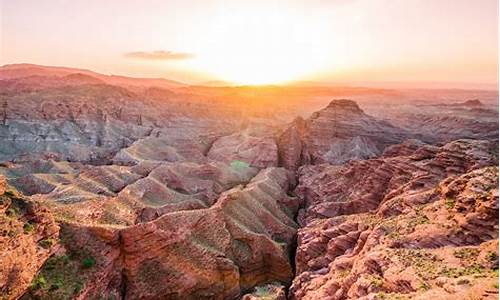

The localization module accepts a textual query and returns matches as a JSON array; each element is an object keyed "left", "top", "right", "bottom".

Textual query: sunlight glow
[{"left": 185, "top": 4, "right": 334, "bottom": 85}]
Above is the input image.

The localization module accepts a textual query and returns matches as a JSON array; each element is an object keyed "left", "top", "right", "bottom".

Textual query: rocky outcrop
[
  {"left": 113, "top": 133, "right": 213, "bottom": 165},
  {"left": 367, "top": 99, "right": 499, "bottom": 144},
  {"left": 207, "top": 132, "right": 278, "bottom": 168},
  {"left": 0, "top": 176, "right": 59, "bottom": 299},
  {"left": 11, "top": 161, "right": 259, "bottom": 226},
  {"left": 0, "top": 76, "right": 240, "bottom": 164},
  {"left": 116, "top": 161, "right": 259, "bottom": 223},
  {"left": 22, "top": 167, "right": 299, "bottom": 299},
  {"left": 0, "top": 65, "right": 498, "bottom": 300},
  {"left": 290, "top": 139, "right": 499, "bottom": 300},
  {"left": 120, "top": 167, "right": 298, "bottom": 299},
  {"left": 278, "top": 100, "right": 410, "bottom": 170},
  {"left": 295, "top": 139, "right": 496, "bottom": 226}
]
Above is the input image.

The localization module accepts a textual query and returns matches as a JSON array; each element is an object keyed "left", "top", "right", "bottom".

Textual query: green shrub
[
  {"left": 73, "top": 281, "right": 83, "bottom": 293},
  {"left": 445, "top": 198, "right": 455, "bottom": 209},
  {"left": 486, "top": 251, "right": 498, "bottom": 263},
  {"left": 23, "top": 222, "right": 36, "bottom": 234},
  {"left": 453, "top": 248, "right": 479, "bottom": 260},
  {"left": 31, "top": 274, "right": 47, "bottom": 290},
  {"left": 39, "top": 238, "right": 54, "bottom": 249},
  {"left": 81, "top": 256, "right": 96, "bottom": 269},
  {"left": 6, "top": 207, "right": 19, "bottom": 218}
]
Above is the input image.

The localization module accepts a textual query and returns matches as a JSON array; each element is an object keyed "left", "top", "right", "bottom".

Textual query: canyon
[{"left": 0, "top": 64, "right": 498, "bottom": 300}]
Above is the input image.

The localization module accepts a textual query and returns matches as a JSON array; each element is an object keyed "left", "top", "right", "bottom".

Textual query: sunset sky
[{"left": 0, "top": 0, "right": 498, "bottom": 88}]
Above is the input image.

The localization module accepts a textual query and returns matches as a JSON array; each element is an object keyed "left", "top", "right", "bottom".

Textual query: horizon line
[{"left": 1, "top": 62, "right": 498, "bottom": 92}]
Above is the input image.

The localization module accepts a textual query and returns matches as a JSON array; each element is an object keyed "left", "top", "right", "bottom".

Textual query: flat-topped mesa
[
  {"left": 323, "top": 99, "right": 365, "bottom": 115},
  {"left": 461, "top": 99, "right": 483, "bottom": 107},
  {"left": 278, "top": 99, "right": 410, "bottom": 169}
]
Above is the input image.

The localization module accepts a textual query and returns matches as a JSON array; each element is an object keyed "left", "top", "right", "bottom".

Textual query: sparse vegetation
[
  {"left": 440, "top": 264, "right": 485, "bottom": 278},
  {"left": 23, "top": 222, "right": 36, "bottom": 234},
  {"left": 407, "top": 214, "right": 430, "bottom": 232},
  {"left": 6, "top": 207, "right": 19, "bottom": 218},
  {"left": 485, "top": 251, "right": 498, "bottom": 264},
  {"left": 250, "top": 283, "right": 283, "bottom": 300},
  {"left": 337, "top": 267, "right": 352, "bottom": 279},
  {"left": 367, "top": 274, "right": 384, "bottom": 288},
  {"left": 453, "top": 248, "right": 480, "bottom": 260},
  {"left": 376, "top": 292, "right": 409, "bottom": 300},
  {"left": 445, "top": 197, "right": 455, "bottom": 209},
  {"left": 28, "top": 252, "right": 92, "bottom": 298},
  {"left": 31, "top": 274, "right": 48, "bottom": 290},
  {"left": 81, "top": 256, "right": 96, "bottom": 269},
  {"left": 418, "top": 281, "right": 430, "bottom": 290},
  {"left": 39, "top": 238, "right": 55, "bottom": 249},
  {"left": 394, "top": 249, "right": 442, "bottom": 281}
]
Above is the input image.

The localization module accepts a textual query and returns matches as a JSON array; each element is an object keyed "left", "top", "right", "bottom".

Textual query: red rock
[
  {"left": 207, "top": 132, "right": 278, "bottom": 168},
  {"left": 278, "top": 99, "right": 410, "bottom": 170},
  {"left": 0, "top": 178, "right": 59, "bottom": 299},
  {"left": 290, "top": 139, "right": 499, "bottom": 300}
]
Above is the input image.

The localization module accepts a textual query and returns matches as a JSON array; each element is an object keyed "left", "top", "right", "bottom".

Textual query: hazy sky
[{"left": 0, "top": 0, "right": 498, "bottom": 87}]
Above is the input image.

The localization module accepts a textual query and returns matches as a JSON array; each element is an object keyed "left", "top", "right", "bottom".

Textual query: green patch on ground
[
  {"left": 230, "top": 160, "right": 250, "bottom": 171},
  {"left": 23, "top": 221, "right": 36, "bottom": 234},
  {"left": 39, "top": 238, "right": 55, "bottom": 249},
  {"left": 367, "top": 274, "right": 384, "bottom": 288},
  {"left": 394, "top": 249, "right": 443, "bottom": 281},
  {"left": 26, "top": 227, "right": 99, "bottom": 299},
  {"left": 395, "top": 248, "right": 497, "bottom": 283},
  {"left": 29, "top": 253, "right": 86, "bottom": 299},
  {"left": 485, "top": 251, "right": 498, "bottom": 264},
  {"left": 440, "top": 264, "right": 487, "bottom": 278},
  {"left": 453, "top": 248, "right": 480, "bottom": 261},
  {"left": 382, "top": 209, "right": 430, "bottom": 241},
  {"left": 337, "top": 267, "right": 352, "bottom": 279},
  {"left": 445, "top": 198, "right": 455, "bottom": 209}
]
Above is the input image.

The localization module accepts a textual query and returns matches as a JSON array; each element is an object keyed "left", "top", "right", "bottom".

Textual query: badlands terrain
[{"left": 0, "top": 64, "right": 498, "bottom": 300}]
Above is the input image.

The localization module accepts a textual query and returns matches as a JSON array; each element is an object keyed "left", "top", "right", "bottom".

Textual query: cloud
[{"left": 124, "top": 50, "right": 194, "bottom": 60}]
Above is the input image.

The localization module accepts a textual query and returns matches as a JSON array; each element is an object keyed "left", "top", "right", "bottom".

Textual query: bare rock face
[
  {"left": 17, "top": 161, "right": 259, "bottom": 226},
  {"left": 207, "top": 132, "right": 279, "bottom": 168},
  {"left": 18, "top": 168, "right": 299, "bottom": 299},
  {"left": 0, "top": 74, "right": 241, "bottom": 164},
  {"left": 278, "top": 99, "right": 410, "bottom": 170},
  {"left": 277, "top": 117, "right": 310, "bottom": 171},
  {"left": 290, "top": 139, "right": 499, "bottom": 300},
  {"left": 112, "top": 134, "right": 210, "bottom": 165},
  {"left": 0, "top": 177, "right": 59, "bottom": 299},
  {"left": 295, "top": 139, "right": 496, "bottom": 226},
  {"left": 117, "top": 161, "right": 259, "bottom": 223},
  {"left": 367, "top": 98, "right": 499, "bottom": 144},
  {"left": 120, "top": 167, "right": 298, "bottom": 299},
  {"left": 1, "top": 66, "right": 498, "bottom": 300}
]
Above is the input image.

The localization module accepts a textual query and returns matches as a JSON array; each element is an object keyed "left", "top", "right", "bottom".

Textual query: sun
[{"left": 184, "top": 4, "right": 333, "bottom": 85}]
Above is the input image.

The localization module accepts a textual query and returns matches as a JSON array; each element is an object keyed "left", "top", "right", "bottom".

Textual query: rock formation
[
  {"left": 207, "top": 132, "right": 278, "bottom": 168},
  {"left": 0, "top": 177, "right": 59, "bottom": 299},
  {"left": 290, "top": 140, "right": 498, "bottom": 299},
  {"left": 20, "top": 168, "right": 298, "bottom": 299},
  {"left": 278, "top": 100, "right": 410, "bottom": 170},
  {"left": 0, "top": 64, "right": 498, "bottom": 300}
]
